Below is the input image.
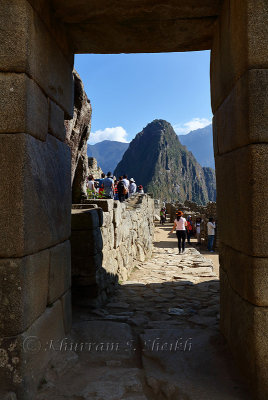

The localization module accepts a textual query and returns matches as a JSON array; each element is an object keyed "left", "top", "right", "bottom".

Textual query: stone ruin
[
  {"left": 71, "top": 195, "right": 155, "bottom": 306},
  {"left": 0, "top": 1, "right": 267, "bottom": 399}
]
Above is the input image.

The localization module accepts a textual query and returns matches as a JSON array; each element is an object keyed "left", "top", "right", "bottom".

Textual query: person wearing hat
[
  {"left": 170, "top": 211, "right": 187, "bottom": 254},
  {"left": 129, "top": 178, "right": 137, "bottom": 196},
  {"left": 138, "top": 185, "right": 144, "bottom": 194}
]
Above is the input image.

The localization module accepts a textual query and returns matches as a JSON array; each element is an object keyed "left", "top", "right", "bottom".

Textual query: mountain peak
[{"left": 114, "top": 120, "right": 216, "bottom": 204}]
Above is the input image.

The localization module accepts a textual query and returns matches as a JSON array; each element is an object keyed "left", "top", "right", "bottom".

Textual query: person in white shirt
[
  {"left": 195, "top": 217, "right": 202, "bottom": 245},
  {"left": 170, "top": 211, "right": 187, "bottom": 254},
  {"left": 123, "top": 174, "right": 130, "bottom": 199},
  {"left": 129, "top": 178, "right": 137, "bottom": 196},
  {"left": 87, "top": 175, "right": 96, "bottom": 196},
  {"left": 207, "top": 218, "right": 216, "bottom": 252}
]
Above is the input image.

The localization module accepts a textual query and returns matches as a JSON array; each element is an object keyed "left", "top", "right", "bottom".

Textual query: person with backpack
[
  {"left": 122, "top": 174, "right": 130, "bottom": 199},
  {"left": 170, "top": 211, "right": 187, "bottom": 254},
  {"left": 117, "top": 176, "right": 126, "bottom": 202}
]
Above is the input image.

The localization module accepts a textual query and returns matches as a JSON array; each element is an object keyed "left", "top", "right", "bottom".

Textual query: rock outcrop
[
  {"left": 88, "top": 157, "right": 103, "bottom": 179},
  {"left": 65, "top": 70, "right": 92, "bottom": 203},
  {"left": 114, "top": 119, "right": 216, "bottom": 204}
]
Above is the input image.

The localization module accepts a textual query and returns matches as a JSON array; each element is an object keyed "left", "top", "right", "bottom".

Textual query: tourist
[
  {"left": 170, "top": 211, "right": 187, "bottom": 254},
  {"left": 138, "top": 185, "right": 144, "bottom": 194},
  {"left": 103, "top": 172, "right": 114, "bottom": 199},
  {"left": 195, "top": 217, "right": 202, "bottom": 245},
  {"left": 98, "top": 172, "right": 106, "bottom": 197},
  {"left": 117, "top": 176, "right": 126, "bottom": 202},
  {"left": 186, "top": 216, "right": 193, "bottom": 243},
  {"left": 160, "top": 208, "right": 166, "bottom": 225},
  {"left": 87, "top": 175, "right": 96, "bottom": 197},
  {"left": 207, "top": 217, "right": 216, "bottom": 252},
  {"left": 123, "top": 174, "right": 130, "bottom": 199},
  {"left": 129, "top": 178, "right": 137, "bottom": 196},
  {"left": 114, "top": 179, "right": 119, "bottom": 200}
]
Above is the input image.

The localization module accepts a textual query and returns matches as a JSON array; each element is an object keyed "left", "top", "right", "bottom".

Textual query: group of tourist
[
  {"left": 87, "top": 172, "right": 144, "bottom": 202},
  {"left": 169, "top": 211, "right": 216, "bottom": 254}
]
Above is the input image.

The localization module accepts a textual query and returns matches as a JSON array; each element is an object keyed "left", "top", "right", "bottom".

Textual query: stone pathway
[{"left": 36, "top": 225, "right": 250, "bottom": 400}]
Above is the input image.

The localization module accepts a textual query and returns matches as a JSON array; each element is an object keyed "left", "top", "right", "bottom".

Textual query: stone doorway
[{"left": 0, "top": 1, "right": 267, "bottom": 399}]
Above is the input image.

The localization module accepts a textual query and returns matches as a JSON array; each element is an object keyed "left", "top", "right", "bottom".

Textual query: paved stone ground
[{"left": 36, "top": 224, "right": 250, "bottom": 400}]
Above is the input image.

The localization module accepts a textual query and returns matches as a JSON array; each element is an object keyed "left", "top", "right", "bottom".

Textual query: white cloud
[
  {"left": 173, "top": 118, "right": 212, "bottom": 135},
  {"left": 88, "top": 126, "right": 129, "bottom": 144}
]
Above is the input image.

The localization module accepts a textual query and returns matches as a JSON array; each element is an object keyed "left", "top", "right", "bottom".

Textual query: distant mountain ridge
[
  {"left": 114, "top": 119, "right": 216, "bottom": 204},
  {"left": 179, "top": 124, "right": 214, "bottom": 168},
  {"left": 87, "top": 140, "right": 129, "bottom": 173}
]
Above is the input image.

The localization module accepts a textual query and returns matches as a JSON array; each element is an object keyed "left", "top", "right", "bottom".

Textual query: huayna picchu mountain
[{"left": 114, "top": 120, "right": 216, "bottom": 204}]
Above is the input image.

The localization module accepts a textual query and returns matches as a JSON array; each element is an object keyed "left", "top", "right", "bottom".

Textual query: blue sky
[{"left": 75, "top": 51, "right": 212, "bottom": 144}]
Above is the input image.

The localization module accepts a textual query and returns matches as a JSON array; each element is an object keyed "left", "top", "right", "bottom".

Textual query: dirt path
[{"left": 37, "top": 225, "right": 249, "bottom": 400}]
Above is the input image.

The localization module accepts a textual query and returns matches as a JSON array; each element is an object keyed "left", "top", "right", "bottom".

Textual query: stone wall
[
  {"left": 0, "top": 1, "right": 73, "bottom": 398},
  {"left": 71, "top": 195, "right": 155, "bottom": 305}
]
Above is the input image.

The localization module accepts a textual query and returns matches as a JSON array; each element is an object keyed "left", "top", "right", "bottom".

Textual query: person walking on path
[
  {"left": 129, "top": 178, "right": 137, "bottom": 196},
  {"left": 170, "top": 211, "right": 187, "bottom": 254},
  {"left": 186, "top": 216, "right": 193, "bottom": 244},
  {"left": 117, "top": 176, "right": 126, "bottom": 202},
  {"left": 207, "top": 217, "right": 216, "bottom": 252},
  {"left": 103, "top": 172, "right": 114, "bottom": 199},
  {"left": 195, "top": 217, "right": 202, "bottom": 245},
  {"left": 160, "top": 208, "right": 166, "bottom": 225}
]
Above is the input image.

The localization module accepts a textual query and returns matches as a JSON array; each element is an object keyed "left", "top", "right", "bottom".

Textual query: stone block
[
  {"left": 0, "top": 73, "right": 48, "bottom": 141},
  {"left": 0, "top": 249, "right": 49, "bottom": 336},
  {"left": 72, "top": 251, "right": 103, "bottom": 278},
  {"left": 0, "top": 301, "right": 65, "bottom": 399},
  {"left": 211, "top": 0, "right": 268, "bottom": 112},
  {"left": 220, "top": 244, "right": 268, "bottom": 306},
  {"left": 48, "top": 100, "right": 66, "bottom": 141},
  {"left": 215, "top": 144, "right": 268, "bottom": 256},
  {"left": 71, "top": 229, "right": 103, "bottom": 258},
  {"left": 83, "top": 199, "right": 114, "bottom": 212},
  {"left": 61, "top": 290, "right": 72, "bottom": 334},
  {"left": 220, "top": 268, "right": 268, "bottom": 399},
  {"left": 71, "top": 209, "right": 100, "bottom": 230},
  {"left": 0, "top": 0, "right": 73, "bottom": 117},
  {"left": 213, "top": 69, "right": 268, "bottom": 155},
  {"left": 48, "top": 241, "right": 71, "bottom": 304},
  {"left": 0, "top": 133, "right": 71, "bottom": 257}
]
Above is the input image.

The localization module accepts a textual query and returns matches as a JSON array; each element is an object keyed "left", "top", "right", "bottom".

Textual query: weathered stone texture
[
  {"left": 220, "top": 244, "right": 268, "bottom": 307},
  {"left": 220, "top": 268, "right": 268, "bottom": 400},
  {"left": 71, "top": 195, "right": 155, "bottom": 304},
  {"left": 0, "top": 73, "right": 48, "bottom": 141},
  {"left": 0, "top": 249, "right": 49, "bottom": 336},
  {"left": 0, "top": 133, "right": 71, "bottom": 258},
  {"left": 0, "top": 300, "right": 65, "bottom": 399},
  {"left": 0, "top": 0, "right": 74, "bottom": 116},
  {"left": 65, "top": 70, "right": 92, "bottom": 203},
  {"left": 211, "top": 0, "right": 268, "bottom": 112},
  {"left": 215, "top": 144, "right": 268, "bottom": 257},
  {"left": 52, "top": 0, "right": 221, "bottom": 53},
  {"left": 213, "top": 69, "right": 268, "bottom": 156},
  {"left": 48, "top": 100, "right": 66, "bottom": 142},
  {"left": 48, "top": 241, "right": 71, "bottom": 305}
]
